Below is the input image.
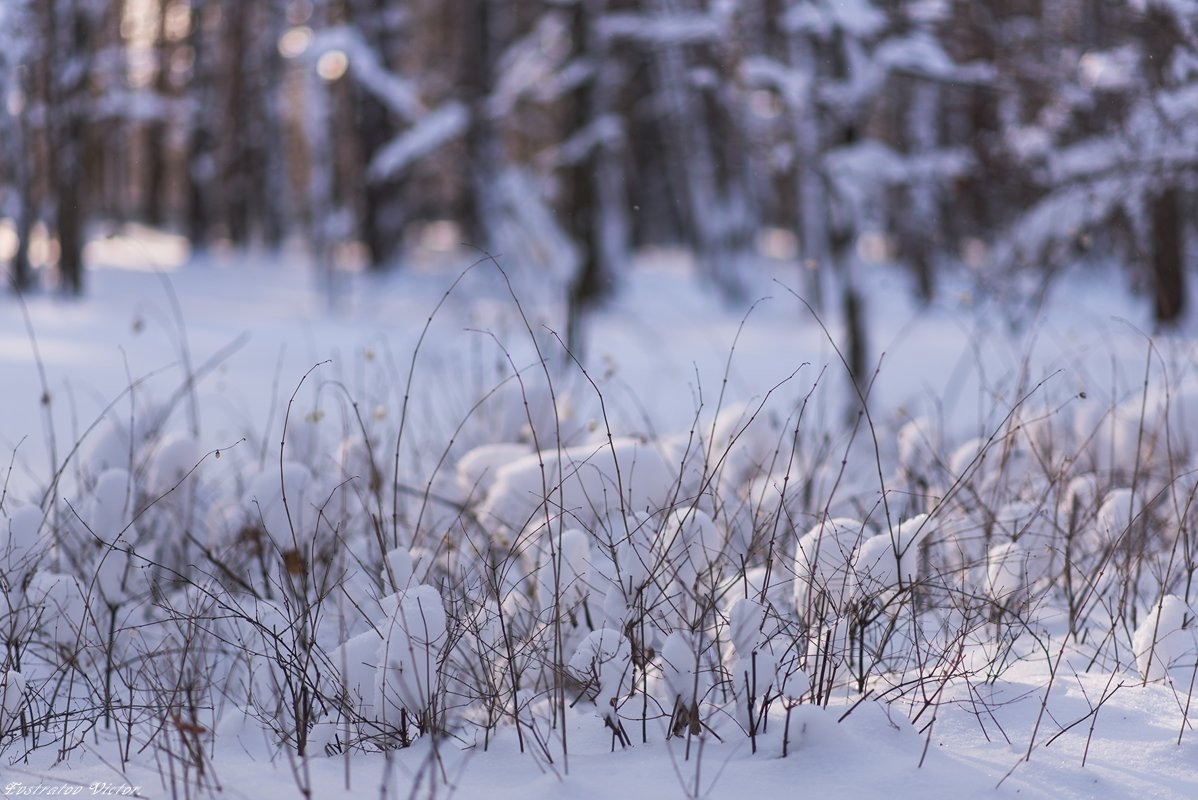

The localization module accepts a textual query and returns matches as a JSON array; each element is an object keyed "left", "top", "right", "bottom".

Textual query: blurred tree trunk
[
  {"left": 788, "top": 33, "right": 829, "bottom": 309},
  {"left": 222, "top": 0, "right": 250, "bottom": 245},
  {"left": 11, "top": 132, "right": 35, "bottom": 290},
  {"left": 899, "top": 79, "right": 940, "bottom": 303},
  {"left": 144, "top": 0, "right": 172, "bottom": 226},
  {"left": 350, "top": 0, "right": 405, "bottom": 268},
  {"left": 1143, "top": 6, "right": 1186, "bottom": 324},
  {"left": 186, "top": 0, "right": 213, "bottom": 250},
  {"left": 90, "top": 4, "right": 126, "bottom": 225},
  {"left": 258, "top": 0, "right": 288, "bottom": 247},
  {"left": 843, "top": 280, "right": 867, "bottom": 394},
  {"left": 213, "top": 0, "right": 282, "bottom": 247},
  {"left": 643, "top": 0, "right": 750, "bottom": 299},
  {"left": 47, "top": 0, "right": 96, "bottom": 295},
  {"left": 6, "top": 25, "right": 36, "bottom": 291},
  {"left": 459, "top": 0, "right": 497, "bottom": 247},
  {"left": 564, "top": 0, "right": 623, "bottom": 354},
  {"left": 1150, "top": 187, "right": 1184, "bottom": 323}
]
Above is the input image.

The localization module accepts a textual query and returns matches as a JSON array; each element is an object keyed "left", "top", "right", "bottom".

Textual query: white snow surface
[{"left": 1, "top": 243, "right": 1198, "bottom": 798}]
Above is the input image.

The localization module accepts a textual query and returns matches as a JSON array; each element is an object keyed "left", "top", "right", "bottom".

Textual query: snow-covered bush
[{"left": 5, "top": 287, "right": 1198, "bottom": 800}]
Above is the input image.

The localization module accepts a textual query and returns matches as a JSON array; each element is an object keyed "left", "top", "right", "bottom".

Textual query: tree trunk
[
  {"left": 349, "top": 0, "right": 405, "bottom": 269},
  {"left": 57, "top": 171, "right": 85, "bottom": 294},
  {"left": 223, "top": 0, "right": 250, "bottom": 245},
  {"left": 842, "top": 281, "right": 867, "bottom": 394},
  {"left": 645, "top": 0, "right": 748, "bottom": 299},
  {"left": 143, "top": 0, "right": 172, "bottom": 226},
  {"left": 49, "top": 0, "right": 91, "bottom": 295},
  {"left": 1150, "top": 187, "right": 1185, "bottom": 323},
  {"left": 12, "top": 196, "right": 34, "bottom": 292},
  {"left": 790, "top": 35, "right": 828, "bottom": 309},
  {"left": 186, "top": 0, "right": 211, "bottom": 250},
  {"left": 459, "top": 0, "right": 497, "bottom": 248},
  {"left": 564, "top": 0, "right": 605, "bottom": 355},
  {"left": 1143, "top": 7, "right": 1186, "bottom": 324},
  {"left": 10, "top": 81, "right": 35, "bottom": 291},
  {"left": 256, "top": 0, "right": 288, "bottom": 248},
  {"left": 901, "top": 80, "right": 940, "bottom": 303}
]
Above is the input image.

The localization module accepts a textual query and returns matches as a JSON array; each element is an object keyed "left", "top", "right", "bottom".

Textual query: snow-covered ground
[{"left": 1, "top": 241, "right": 1197, "bottom": 799}]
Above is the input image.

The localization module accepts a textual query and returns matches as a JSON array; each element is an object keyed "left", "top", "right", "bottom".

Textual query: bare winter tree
[
  {"left": 1140, "top": 2, "right": 1188, "bottom": 323},
  {"left": 45, "top": 0, "right": 102, "bottom": 294},
  {"left": 0, "top": 0, "right": 1193, "bottom": 336},
  {"left": 0, "top": 0, "right": 38, "bottom": 291},
  {"left": 561, "top": 0, "right": 634, "bottom": 352},
  {"left": 988, "top": 0, "right": 1198, "bottom": 326}
]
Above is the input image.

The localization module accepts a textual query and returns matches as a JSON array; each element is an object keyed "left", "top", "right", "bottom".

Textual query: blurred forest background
[{"left": 0, "top": 0, "right": 1195, "bottom": 329}]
